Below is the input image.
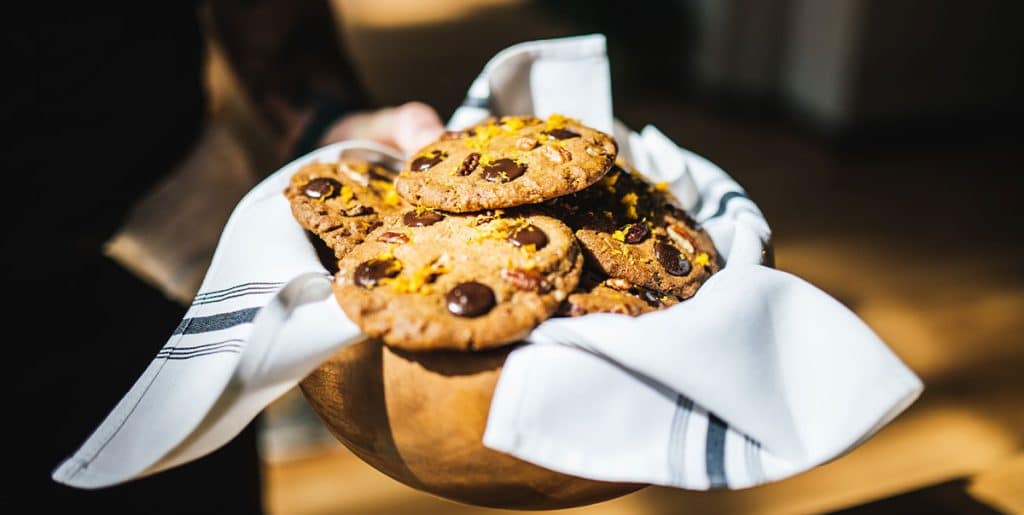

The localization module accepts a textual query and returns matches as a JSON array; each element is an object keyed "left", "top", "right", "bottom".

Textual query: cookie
[
  {"left": 559, "top": 272, "right": 680, "bottom": 317},
  {"left": 334, "top": 209, "right": 583, "bottom": 351},
  {"left": 394, "top": 114, "right": 618, "bottom": 212},
  {"left": 548, "top": 162, "right": 719, "bottom": 299},
  {"left": 285, "top": 160, "right": 409, "bottom": 258}
]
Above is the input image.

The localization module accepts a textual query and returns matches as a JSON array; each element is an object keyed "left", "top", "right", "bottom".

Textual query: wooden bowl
[{"left": 299, "top": 338, "right": 645, "bottom": 509}]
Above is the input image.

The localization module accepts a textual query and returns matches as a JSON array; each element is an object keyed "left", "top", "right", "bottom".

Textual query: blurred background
[{"left": 27, "top": 0, "right": 1024, "bottom": 513}]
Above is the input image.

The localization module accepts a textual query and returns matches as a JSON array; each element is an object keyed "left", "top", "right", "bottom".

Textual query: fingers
[
  {"left": 391, "top": 102, "right": 445, "bottom": 156},
  {"left": 318, "top": 101, "right": 445, "bottom": 156}
]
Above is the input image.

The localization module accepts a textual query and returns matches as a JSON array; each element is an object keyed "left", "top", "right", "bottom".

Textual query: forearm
[{"left": 205, "top": 0, "right": 369, "bottom": 149}]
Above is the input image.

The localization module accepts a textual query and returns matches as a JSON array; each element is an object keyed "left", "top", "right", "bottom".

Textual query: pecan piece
[
  {"left": 541, "top": 144, "right": 572, "bottom": 164},
  {"left": 455, "top": 152, "right": 480, "bottom": 176},
  {"left": 604, "top": 278, "right": 632, "bottom": 291},
  {"left": 668, "top": 225, "right": 696, "bottom": 253},
  {"left": 440, "top": 130, "right": 467, "bottom": 140},
  {"left": 501, "top": 268, "right": 552, "bottom": 292},
  {"left": 377, "top": 231, "right": 409, "bottom": 244},
  {"left": 516, "top": 136, "right": 538, "bottom": 151}
]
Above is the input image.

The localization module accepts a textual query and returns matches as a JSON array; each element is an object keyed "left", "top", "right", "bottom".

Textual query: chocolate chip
[
  {"left": 410, "top": 150, "right": 447, "bottom": 172},
  {"left": 637, "top": 287, "right": 662, "bottom": 307},
  {"left": 482, "top": 158, "right": 526, "bottom": 182},
  {"left": 456, "top": 153, "right": 480, "bottom": 176},
  {"left": 507, "top": 224, "right": 548, "bottom": 250},
  {"left": 340, "top": 204, "right": 374, "bottom": 217},
  {"left": 446, "top": 282, "right": 496, "bottom": 317},
  {"left": 402, "top": 210, "right": 444, "bottom": 227},
  {"left": 377, "top": 232, "right": 409, "bottom": 244},
  {"left": 303, "top": 178, "right": 342, "bottom": 200},
  {"left": 543, "top": 128, "right": 581, "bottom": 140},
  {"left": 354, "top": 258, "right": 400, "bottom": 288},
  {"left": 623, "top": 223, "right": 650, "bottom": 244},
  {"left": 654, "top": 241, "right": 692, "bottom": 276}
]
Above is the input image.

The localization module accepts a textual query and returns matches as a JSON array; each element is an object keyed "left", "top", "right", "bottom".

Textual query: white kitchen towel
[{"left": 53, "top": 34, "right": 921, "bottom": 491}]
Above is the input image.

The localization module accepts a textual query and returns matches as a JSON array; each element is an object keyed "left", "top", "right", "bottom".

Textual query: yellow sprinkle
[
  {"left": 382, "top": 188, "right": 400, "bottom": 206},
  {"left": 381, "top": 261, "right": 449, "bottom": 294},
  {"left": 602, "top": 171, "right": 620, "bottom": 193},
  {"left": 611, "top": 228, "right": 627, "bottom": 242},
  {"left": 520, "top": 243, "right": 537, "bottom": 254},
  {"left": 471, "top": 215, "right": 529, "bottom": 244},
  {"left": 374, "top": 247, "right": 395, "bottom": 261},
  {"left": 467, "top": 123, "right": 501, "bottom": 150},
  {"left": 501, "top": 116, "right": 525, "bottom": 131},
  {"left": 654, "top": 182, "right": 669, "bottom": 192},
  {"left": 545, "top": 113, "right": 568, "bottom": 130},
  {"left": 370, "top": 179, "right": 392, "bottom": 191},
  {"left": 694, "top": 252, "right": 710, "bottom": 267},
  {"left": 620, "top": 192, "right": 639, "bottom": 220}
]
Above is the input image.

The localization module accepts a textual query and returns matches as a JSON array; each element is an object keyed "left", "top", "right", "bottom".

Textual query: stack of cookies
[{"left": 286, "top": 115, "right": 719, "bottom": 351}]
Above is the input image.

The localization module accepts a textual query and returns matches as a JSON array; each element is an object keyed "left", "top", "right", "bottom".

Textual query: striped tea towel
[{"left": 54, "top": 34, "right": 922, "bottom": 491}]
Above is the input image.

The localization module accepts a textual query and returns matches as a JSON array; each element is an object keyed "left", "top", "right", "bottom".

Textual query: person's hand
[{"left": 319, "top": 101, "right": 446, "bottom": 156}]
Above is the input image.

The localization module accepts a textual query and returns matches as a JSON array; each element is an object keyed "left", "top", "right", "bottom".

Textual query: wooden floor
[{"left": 242, "top": 2, "right": 1024, "bottom": 513}]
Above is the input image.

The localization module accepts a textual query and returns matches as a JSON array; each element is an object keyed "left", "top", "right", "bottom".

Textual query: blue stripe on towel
[
  {"left": 706, "top": 413, "right": 729, "bottom": 488},
  {"left": 703, "top": 190, "right": 751, "bottom": 222},
  {"left": 173, "top": 308, "right": 260, "bottom": 335}
]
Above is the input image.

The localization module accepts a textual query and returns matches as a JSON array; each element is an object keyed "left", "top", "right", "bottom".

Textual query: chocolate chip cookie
[
  {"left": 334, "top": 209, "right": 583, "bottom": 351},
  {"left": 394, "top": 114, "right": 617, "bottom": 212},
  {"left": 548, "top": 162, "right": 719, "bottom": 299},
  {"left": 285, "top": 160, "right": 409, "bottom": 259},
  {"left": 559, "top": 272, "right": 680, "bottom": 317}
]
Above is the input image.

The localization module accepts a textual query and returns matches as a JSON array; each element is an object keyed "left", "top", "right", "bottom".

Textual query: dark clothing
[{"left": 14, "top": 4, "right": 262, "bottom": 513}]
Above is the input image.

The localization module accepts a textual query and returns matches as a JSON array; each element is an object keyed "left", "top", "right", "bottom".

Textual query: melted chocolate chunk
[
  {"left": 507, "top": 224, "right": 548, "bottom": 250},
  {"left": 446, "top": 282, "right": 496, "bottom": 317},
  {"left": 410, "top": 150, "right": 447, "bottom": 172},
  {"left": 456, "top": 153, "right": 481, "bottom": 176},
  {"left": 623, "top": 223, "right": 650, "bottom": 244},
  {"left": 340, "top": 204, "right": 374, "bottom": 217},
  {"left": 636, "top": 287, "right": 662, "bottom": 307},
  {"left": 543, "top": 128, "right": 581, "bottom": 140},
  {"left": 354, "top": 258, "right": 400, "bottom": 288},
  {"left": 482, "top": 159, "right": 526, "bottom": 182},
  {"left": 654, "top": 241, "right": 692, "bottom": 276},
  {"left": 303, "top": 178, "right": 342, "bottom": 200},
  {"left": 402, "top": 210, "right": 444, "bottom": 227}
]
